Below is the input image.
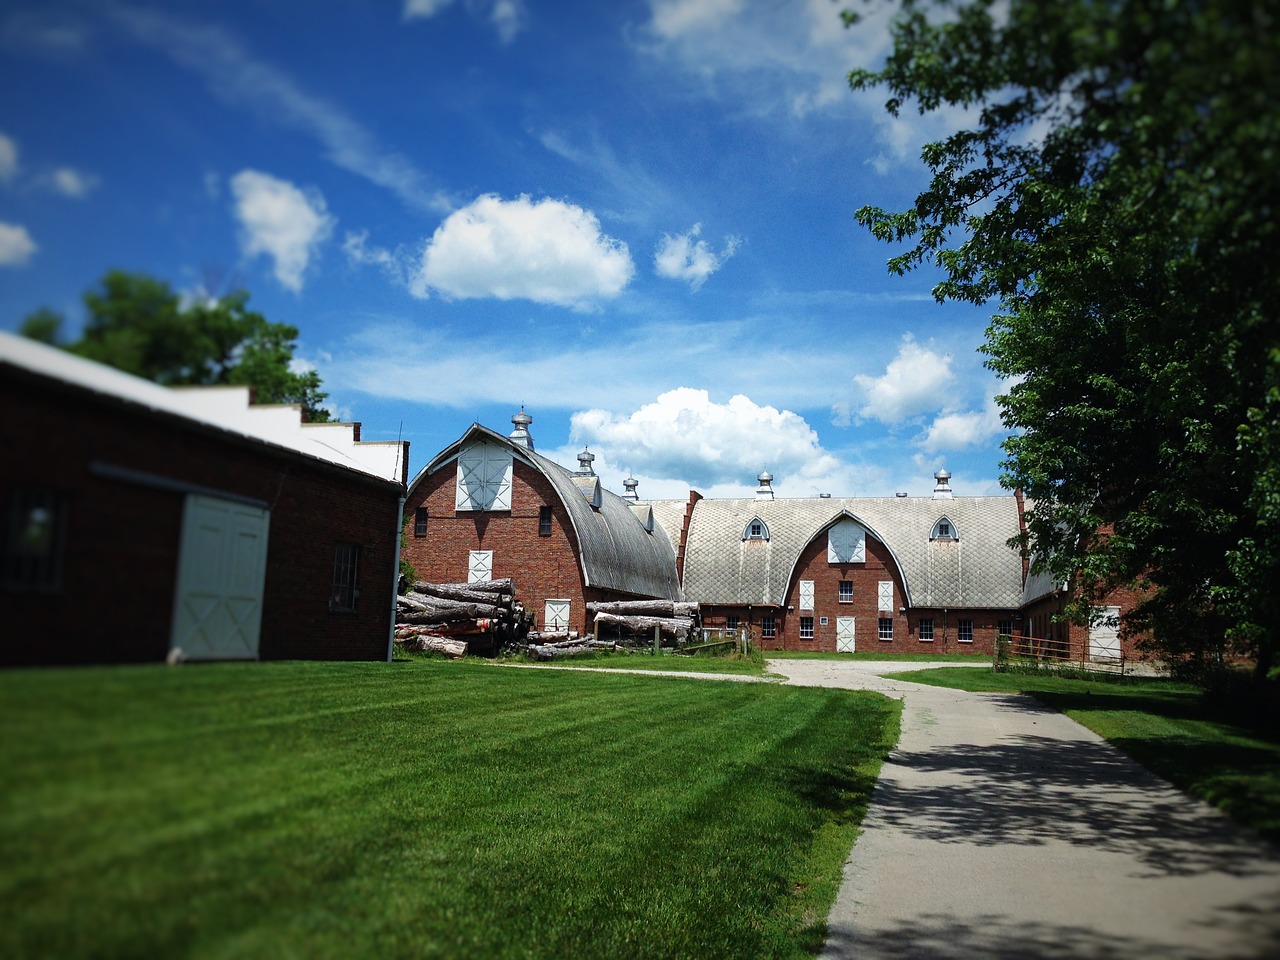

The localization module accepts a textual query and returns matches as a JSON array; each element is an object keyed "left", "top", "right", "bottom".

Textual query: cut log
[
  {"left": 587, "top": 600, "right": 699, "bottom": 618},
  {"left": 413, "top": 579, "right": 514, "bottom": 599},
  {"left": 409, "top": 584, "right": 514, "bottom": 607},
  {"left": 527, "top": 643, "right": 601, "bottom": 661},
  {"left": 592, "top": 611, "right": 693, "bottom": 638},
  {"left": 398, "top": 634, "right": 468, "bottom": 658}
]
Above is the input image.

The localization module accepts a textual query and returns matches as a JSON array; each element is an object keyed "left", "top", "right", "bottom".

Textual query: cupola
[{"left": 508, "top": 408, "right": 534, "bottom": 450}]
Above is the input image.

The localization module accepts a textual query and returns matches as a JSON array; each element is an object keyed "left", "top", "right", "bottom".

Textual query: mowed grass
[
  {"left": 502, "top": 647, "right": 769, "bottom": 676},
  {"left": 0, "top": 661, "right": 899, "bottom": 960},
  {"left": 894, "top": 668, "right": 1280, "bottom": 842}
]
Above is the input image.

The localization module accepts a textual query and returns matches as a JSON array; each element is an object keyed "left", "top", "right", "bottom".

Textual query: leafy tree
[
  {"left": 846, "top": 0, "right": 1280, "bottom": 680},
  {"left": 23, "top": 270, "right": 331, "bottom": 422}
]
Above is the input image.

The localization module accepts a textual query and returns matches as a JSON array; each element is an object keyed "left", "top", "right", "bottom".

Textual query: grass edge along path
[
  {"left": 0, "top": 660, "right": 900, "bottom": 960},
  {"left": 890, "top": 667, "right": 1280, "bottom": 844}
]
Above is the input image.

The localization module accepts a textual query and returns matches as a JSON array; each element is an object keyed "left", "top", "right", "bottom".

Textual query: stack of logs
[
  {"left": 395, "top": 578, "right": 532, "bottom": 658},
  {"left": 524, "top": 599, "right": 700, "bottom": 661}
]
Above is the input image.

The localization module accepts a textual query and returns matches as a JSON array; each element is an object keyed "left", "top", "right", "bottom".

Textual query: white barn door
[
  {"left": 836, "top": 617, "right": 856, "bottom": 653},
  {"left": 468, "top": 550, "right": 493, "bottom": 584},
  {"left": 1089, "top": 605, "right": 1122, "bottom": 661},
  {"left": 545, "top": 599, "right": 570, "bottom": 632},
  {"left": 170, "top": 496, "right": 269, "bottom": 661}
]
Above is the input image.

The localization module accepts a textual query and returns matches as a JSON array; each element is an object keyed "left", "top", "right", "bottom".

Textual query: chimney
[
  {"left": 933, "top": 468, "right": 954, "bottom": 499},
  {"left": 508, "top": 407, "right": 534, "bottom": 450},
  {"left": 623, "top": 474, "right": 639, "bottom": 501},
  {"left": 756, "top": 470, "right": 775, "bottom": 500},
  {"left": 575, "top": 447, "right": 596, "bottom": 477}
]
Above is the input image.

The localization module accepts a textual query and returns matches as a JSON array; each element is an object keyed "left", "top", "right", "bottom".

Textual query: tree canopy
[
  {"left": 21, "top": 271, "right": 331, "bottom": 422},
  {"left": 846, "top": 0, "right": 1280, "bottom": 678}
]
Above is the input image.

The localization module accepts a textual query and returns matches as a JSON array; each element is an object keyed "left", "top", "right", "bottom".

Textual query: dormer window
[
  {"left": 742, "top": 517, "right": 770, "bottom": 541},
  {"left": 931, "top": 517, "right": 958, "bottom": 541}
]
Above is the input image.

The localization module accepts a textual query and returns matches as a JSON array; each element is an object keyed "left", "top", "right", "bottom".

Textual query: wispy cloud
[
  {"left": 231, "top": 170, "right": 335, "bottom": 293},
  {"left": 42, "top": 167, "right": 98, "bottom": 198},
  {"left": 403, "top": 0, "right": 528, "bottom": 44},
  {"left": 0, "top": 132, "right": 17, "bottom": 182},
  {"left": 109, "top": 6, "right": 453, "bottom": 214}
]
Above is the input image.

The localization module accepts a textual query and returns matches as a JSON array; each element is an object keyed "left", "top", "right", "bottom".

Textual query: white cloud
[
  {"left": 416, "top": 194, "right": 634, "bottom": 308},
  {"left": 920, "top": 392, "right": 1007, "bottom": 452},
  {"left": 44, "top": 167, "right": 98, "bottom": 198},
  {"left": 0, "top": 222, "right": 37, "bottom": 266},
  {"left": 111, "top": 8, "right": 452, "bottom": 214},
  {"left": 851, "top": 335, "right": 954, "bottom": 424},
  {"left": 230, "top": 170, "right": 335, "bottom": 293},
  {"left": 0, "top": 132, "right": 17, "bottom": 181},
  {"left": 567, "top": 388, "right": 868, "bottom": 495},
  {"left": 342, "top": 229, "right": 416, "bottom": 290},
  {"left": 403, "top": 0, "right": 527, "bottom": 44},
  {"left": 653, "top": 223, "right": 740, "bottom": 291}
]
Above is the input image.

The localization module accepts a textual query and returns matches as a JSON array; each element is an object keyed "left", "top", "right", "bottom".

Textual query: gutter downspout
[{"left": 388, "top": 493, "right": 405, "bottom": 663}]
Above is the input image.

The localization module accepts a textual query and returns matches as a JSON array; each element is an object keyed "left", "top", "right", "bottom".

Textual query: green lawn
[
  {"left": 500, "top": 646, "right": 769, "bottom": 676},
  {"left": 0, "top": 660, "right": 899, "bottom": 959},
  {"left": 893, "top": 668, "right": 1280, "bottom": 843}
]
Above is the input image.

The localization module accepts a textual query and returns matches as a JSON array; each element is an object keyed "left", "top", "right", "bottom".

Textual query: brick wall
[
  {"left": 402, "top": 459, "right": 593, "bottom": 633},
  {"left": 2, "top": 370, "right": 402, "bottom": 665}
]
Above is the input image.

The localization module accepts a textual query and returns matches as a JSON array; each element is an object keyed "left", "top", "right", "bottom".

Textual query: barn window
[
  {"left": 919, "top": 618, "right": 934, "bottom": 641},
  {"left": 2, "top": 488, "right": 66, "bottom": 590},
  {"left": 878, "top": 617, "right": 893, "bottom": 641},
  {"left": 827, "top": 517, "right": 866, "bottom": 563},
  {"left": 726, "top": 614, "right": 740, "bottom": 630},
  {"left": 330, "top": 543, "right": 359, "bottom": 612},
  {"left": 958, "top": 620, "right": 974, "bottom": 643},
  {"left": 931, "top": 517, "right": 958, "bottom": 541},
  {"left": 838, "top": 580, "right": 852, "bottom": 603},
  {"left": 998, "top": 619, "right": 1013, "bottom": 639},
  {"left": 742, "top": 517, "right": 770, "bottom": 541},
  {"left": 799, "top": 616, "right": 814, "bottom": 639},
  {"left": 761, "top": 616, "right": 776, "bottom": 638},
  {"left": 539, "top": 505, "right": 553, "bottom": 536},
  {"left": 413, "top": 507, "right": 428, "bottom": 537}
]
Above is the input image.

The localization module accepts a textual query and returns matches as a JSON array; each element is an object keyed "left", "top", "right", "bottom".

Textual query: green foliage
[
  {"left": 22, "top": 270, "right": 331, "bottom": 421},
  {"left": 847, "top": 1, "right": 1280, "bottom": 680},
  {"left": 0, "top": 661, "right": 900, "bottom": 959}
]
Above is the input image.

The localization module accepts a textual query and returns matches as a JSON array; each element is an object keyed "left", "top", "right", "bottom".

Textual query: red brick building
[
  {"left": 400, "top": 414, "right": 681, "bottom": 635},
  {"left": 1, "top": 332, "right": 408, "bottom": 666}
]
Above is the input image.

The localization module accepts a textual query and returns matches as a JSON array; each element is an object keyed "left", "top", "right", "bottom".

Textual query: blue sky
[{"left": 1, "top": 0, "right": 1010, "bottom": 500}]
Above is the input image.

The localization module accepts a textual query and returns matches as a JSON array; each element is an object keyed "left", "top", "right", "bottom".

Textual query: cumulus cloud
[
  {"left": 0, "top": 222, "right": 37, "bottom": 266},
  {"left": 230, "top": 170, "right": 335, "bottom": 293},
  {"left": 416, "top": 194, "right": 634, "bottom": 308},
  {"left": 920, "top": 391, "right": 1007, "bottom": 453},
  {"left": 0, "top": 132, "right": 17, "bottom": 181},
  {"left": 653, "top": 223, "right": 740, "bottom": 291},
  {"left": 403, "top": 0, "right": 527, "bottom": 43},
  {"left": 568, "top": 388, "right": 863, "bottom": 495},
  {"left": 850, "top": 336, "right": 954, "bottom": 424}
]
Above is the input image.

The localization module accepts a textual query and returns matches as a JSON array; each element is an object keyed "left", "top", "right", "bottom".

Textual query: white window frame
[
  {"left": 878, "top": 617, "right": 893, "bottom": 641},
  {"left": 838, "top": 580, "right": 853, "bottom": 603},
  {"left": 878, "top": 580, "right": 893, "bottom": 613},
  {"left": 799, "top": 616, "right": 814, "bottom": 640},
  {"left": 799, "top": 580, "right": 815, "bottom": 611},
  {"left": 919, "top": 618, "right": 934, "bottom": 642},
  {"left": 468, "top": 550, "right": 493, "bottom": 584},
  {"left": 958, "top": 619, "right": 974, "bottom": 643}
]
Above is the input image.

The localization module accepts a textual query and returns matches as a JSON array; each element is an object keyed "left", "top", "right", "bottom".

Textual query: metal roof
[
  {"left": 680, "top": 494, "right": 1024, "bottom": 610},
  {"left": 1, "top": 331, "right": 406, "bottom": 484},
  {"left": 413, "top": 425, "right": 682, "bottom": 600}
]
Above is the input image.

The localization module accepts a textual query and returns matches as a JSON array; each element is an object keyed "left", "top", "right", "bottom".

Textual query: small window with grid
[
  {"left": 878, "top": 617, "right": 893, "bottom": 640},
  {"left": 3, "top": 488, "right": 66, "bottom": 590},
  {"left": 726, "top": 615, "right": 739, "bottom": 630},
  {"left": 761, "top": 616, "right": 776, "bottom": 638},
  {"left": 919, "top": 618, "right": 934, "bottom": 641},
  {"left": 538, "top": 505, "right": 553, "bottom": 536},
  {"left": 799, "top": 616, "right": 814, "bottom": 640},
  {"left": 998, "top": 619, "right": 1012, "bottom": 638},
  {"left": 330, "top": 543, "right": 359, "bottom": 612},
  {"left": 838, "top": 580, "right": 852, "bottom": 603},
  {"left": 413, "top": 507, "right": 428, "bottom": 537},
  {"left": 958, "top": 619, "right": 974, "bottom": 643}
]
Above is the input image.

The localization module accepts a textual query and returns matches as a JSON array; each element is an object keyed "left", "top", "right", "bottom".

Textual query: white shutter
[
  {"left": 827, "top": 518, "right": 866, "bottom": 564},
  {"left": 878, "top": 580, "right": 893, "bottom": 613},
  {"left": 456, "top": 441, "right": 513, "bottom": 512},
  {"left": 1089, "top": 605, "right": 1122, "bottom": 661},
  {"left": 468, "top": 550, "right": 493, "bottom": 584},
  {"left": 799, "top": 580, "right": 815, "bottom": 611},
  {"left": 545, "top": 600, "right": 570, "bottom": 631}
]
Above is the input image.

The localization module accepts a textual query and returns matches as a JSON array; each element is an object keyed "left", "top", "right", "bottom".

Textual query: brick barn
[
  {"left": 405, "top": 410, "right": 1147, "bottom": 660},
  {"left": 400, "top": 412, "right": 682, "bottom": 636},
  {"left": 1, "top": 331, "right": 408, "bottom": 666}
]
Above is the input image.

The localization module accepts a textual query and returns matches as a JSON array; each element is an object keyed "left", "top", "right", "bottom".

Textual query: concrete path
[{"left": 770, "top": 659, "right": 1280, "bottom": 960}]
